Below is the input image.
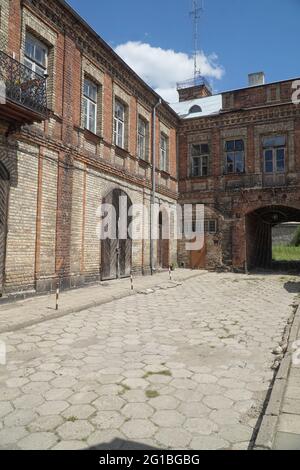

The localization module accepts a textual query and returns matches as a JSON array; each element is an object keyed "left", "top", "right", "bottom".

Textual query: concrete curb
[
  {"left": 254, "top": 303, "right": 300, "bottom": 450},
  {"left": 0, "top": 271, "right": 204, "bottom": 334}
]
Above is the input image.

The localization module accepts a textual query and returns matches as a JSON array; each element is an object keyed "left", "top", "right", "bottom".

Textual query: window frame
[
  {"left": 160, "top": 133, "right": 169, "bottom": 172},
  {"left": 204, "top": 219, "right": 217, "bottom": 234},
  {"left": 263, "top": 135, "right": 286, "bottom": 174},
  {"left": 114, "top": 99, "right": 126, "bottom": 149},
  {"left": 83, "top": 78, "right": 98, "bottom": 135},
  {"left": 190, "top": 144, "right": 209, "bottom": 178},
  {"left": 137, "top": 116, "right": 148, "bottom": 160},
  {"left": 225, "top": 139, "right": 245, "bottom": 174},
  {"left": 24, "top": 33, "right": 48, "bottom": 77}
]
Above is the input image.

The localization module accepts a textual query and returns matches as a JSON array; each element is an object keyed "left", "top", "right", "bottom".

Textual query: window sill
[
  {"left": 224, "top": 172, "right": 246, "bottom": 176},
  {"left": 115, "top": 145, "right": 129, "bottom": 158},
  {"left": 138, "top": 158, "right": 151, "bottom": 168},
  {"left": 84, "top": 128, "right": 102, "bottom": 144},
  {"left": 190, "top": 175, "right": 210, "bottom": 179}
]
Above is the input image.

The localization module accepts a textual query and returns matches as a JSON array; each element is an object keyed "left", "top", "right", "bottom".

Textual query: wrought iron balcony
[{"left": 0, "top": 50, "right": 48, "bottom": 124}]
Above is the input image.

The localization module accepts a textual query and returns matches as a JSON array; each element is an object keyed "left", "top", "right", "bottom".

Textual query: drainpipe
[{"left": 150, "top": 98, "right": 162, "bottom": 275}]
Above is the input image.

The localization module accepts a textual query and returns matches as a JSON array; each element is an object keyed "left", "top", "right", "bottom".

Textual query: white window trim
[
  {"left": 263, "top": 147, "right": 286, "bottom": 174},
  {"left": 160, "top": 134, "right": 168, "bottom": 172},
  {"left": 114, "top": 100, "right": 125, "bottom": 148},
  {"left": 24, "top": 33, "right": 48, "bottom": 76},
  {"left": 137, "top": 117, "right": 147, "bottom": 160},
  {"left": 83, "top": 78, "right": 98, "bottom": 134}
]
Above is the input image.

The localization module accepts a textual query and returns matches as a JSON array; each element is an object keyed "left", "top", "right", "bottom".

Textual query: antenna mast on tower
[{"left": 190, "top": 0, "right": 203, "bottom": 79}]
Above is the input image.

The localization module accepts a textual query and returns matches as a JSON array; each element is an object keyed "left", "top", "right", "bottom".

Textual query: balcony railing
[{"left": 0, "top": 50, "right": 47, "bottom": 119}]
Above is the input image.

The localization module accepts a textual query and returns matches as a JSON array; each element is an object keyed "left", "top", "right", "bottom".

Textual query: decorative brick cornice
[{"left": 179, "top": 103, "right": 300, "bottom": 133}]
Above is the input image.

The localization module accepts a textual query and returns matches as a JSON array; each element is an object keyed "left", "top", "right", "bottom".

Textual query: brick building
[
  {"left": 0, "top": 0, "right": 179, "bottom": 296},
  {"left": 175, "top": 75, "right": 300, "bottom": 271},
  {"left": 0, "top": 0, "right": 299, "bottom": 297}
]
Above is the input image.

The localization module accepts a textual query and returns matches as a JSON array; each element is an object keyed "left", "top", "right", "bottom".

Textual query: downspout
[{"left": 150, "top": 98, "right": 162, "bottom": 275}]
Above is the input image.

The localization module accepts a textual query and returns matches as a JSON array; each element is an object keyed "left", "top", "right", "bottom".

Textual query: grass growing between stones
[
  {"left": 273, "top": 245, "right": 300, "bottom": 261},
  {"left": 145, "top": 390, "right": 160, "bottom": 399},
  {"left": 118, "top": 384, "right": 131, "bottom": 395},
  {"left": 143, "top": 370, "right": 172, "bottom": 379}
]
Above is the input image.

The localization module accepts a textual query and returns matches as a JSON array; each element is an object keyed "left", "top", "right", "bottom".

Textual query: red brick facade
[
  {"left": 178, "top": 81, "right": 300, "bottom": 271},
  {"left": 0, "top": 0, "right": 299, "bottom": 297},
  {"left": 0, "top": 0, "right": 179, "bottom": 295}
]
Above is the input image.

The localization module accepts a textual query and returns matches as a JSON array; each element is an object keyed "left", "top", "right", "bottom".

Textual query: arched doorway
[
  {"left": 246, "top": 205, "right": 300, "bottom": 270},
  {"left": 157, "top": 210, "right": 170, "bottom": 269},
  {"left": 0, "top": 162, "right": 9, "bottom": 295},
  {"left": 101, "top": 188, "right": 132, "bottom": 280}
]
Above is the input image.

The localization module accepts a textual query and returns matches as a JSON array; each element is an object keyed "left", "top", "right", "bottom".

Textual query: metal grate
[{"left": 0, "top": 50, "right": 48, "bottom": 116}]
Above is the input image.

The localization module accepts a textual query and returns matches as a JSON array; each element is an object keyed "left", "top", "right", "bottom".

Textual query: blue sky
[{"left": 67, "top": 0, "right": 299, "bottom": 102}]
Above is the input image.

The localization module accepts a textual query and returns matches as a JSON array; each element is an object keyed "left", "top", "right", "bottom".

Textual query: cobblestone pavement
[{"left": 0, "top": 272, "right": 298, "bottom": 450}]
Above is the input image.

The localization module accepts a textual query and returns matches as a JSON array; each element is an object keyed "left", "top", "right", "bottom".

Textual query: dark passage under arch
[{"left": 246, "top": 205, "right": 300, "bottom": 270}]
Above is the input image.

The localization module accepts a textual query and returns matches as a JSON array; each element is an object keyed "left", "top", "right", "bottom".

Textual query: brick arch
[
  {"left": 246, "top": 205, "right": 300, "bottom": 269},
  {"left": 0, "top": 161, "right": 10, "bottom": 295}
]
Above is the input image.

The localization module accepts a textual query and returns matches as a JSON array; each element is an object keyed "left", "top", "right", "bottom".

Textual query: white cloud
[{"left": 115, "top": 41, "right": 224, "bottom": 103}]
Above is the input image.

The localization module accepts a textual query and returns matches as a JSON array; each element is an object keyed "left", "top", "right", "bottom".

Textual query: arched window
[{"left": 189, "top": 105, "right": 202, "bottom": 114}]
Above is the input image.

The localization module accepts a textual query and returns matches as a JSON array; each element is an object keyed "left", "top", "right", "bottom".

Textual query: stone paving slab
[
  {"left": 0, "top": 270, "right": 202, "bottom": 334},
  {"left": 0, "top": 272, "right": 298, "bottom": 450},
  {"left": 255, "top": 302, "right": 300, "bottom": 450}
]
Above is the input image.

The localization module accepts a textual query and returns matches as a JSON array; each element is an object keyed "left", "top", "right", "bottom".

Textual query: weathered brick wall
[
  {"left": 178, "top": 90, "right": 300, "bottom": 272},
  {"left": 0, "top": 0, "right": 9, "bottom": 51},
  {"left": 5, "top": 142, "right": 39, "bottom": 292},
  {"left": 1, "top": 0, "right": 178, "bottom": 294}
]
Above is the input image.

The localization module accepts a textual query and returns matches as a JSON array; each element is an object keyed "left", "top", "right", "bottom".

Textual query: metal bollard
[
  {"left": 169, "top": 266, "right": 172, "bottom": 281},
  {"left": 55, "top": 283, "right": 60, "bottom": 310},
  {"left": 130, "top": 274, "right": 134, "bottom": 291}
]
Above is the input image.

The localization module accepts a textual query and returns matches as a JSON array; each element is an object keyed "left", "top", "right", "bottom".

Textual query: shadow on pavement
[
  {"left": 87, "top": 438, "right": 159, "bottom": 450},
  {"left": 284, "top": 281, "right": 300, "bottom": 294}
]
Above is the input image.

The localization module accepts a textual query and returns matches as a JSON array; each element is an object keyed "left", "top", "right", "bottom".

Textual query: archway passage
[
  {"left": 0, "top": 163, "right": 9, "bottom": 296},
  {"left": 101, "top": 188, "right": 132, "bottom": 281},
  {"left": 246, "top": 205, "right": 300, "bottom": 271}
]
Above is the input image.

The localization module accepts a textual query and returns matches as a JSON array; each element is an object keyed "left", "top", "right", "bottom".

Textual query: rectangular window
[
  {"left": 83, "top": 78, "right": 97, "bottom": 134},
  {"left": 225, "top": 140, "right": 245, "bottom": 174},
  {"left": 24, "top": 33, "right": 48, "bottom": 77},
  {"left": 114, "top": 100, "right": 125, "bottom": 148},
  {"left": 263, "top": 135, "right": 286, "bottom": 173},
  {"left": 204, "top": 219, "right": 217, "bottom": 234},
  {"left": 138, "top": 117, "right": 148, "bottom": 160},
  {"left": 191, "top": 144, "right": 209, "bottom": 177},
  {"left": 160, "top": 134, "right": 168, "bottom": 172}
]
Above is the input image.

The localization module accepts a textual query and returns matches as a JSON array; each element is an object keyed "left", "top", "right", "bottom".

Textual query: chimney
[
  {"left": 177, "top": 76, "right": 212, "bottom": 102},
  {"left": 248, "top": 72, "right": 265, "bottom": 87}
]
